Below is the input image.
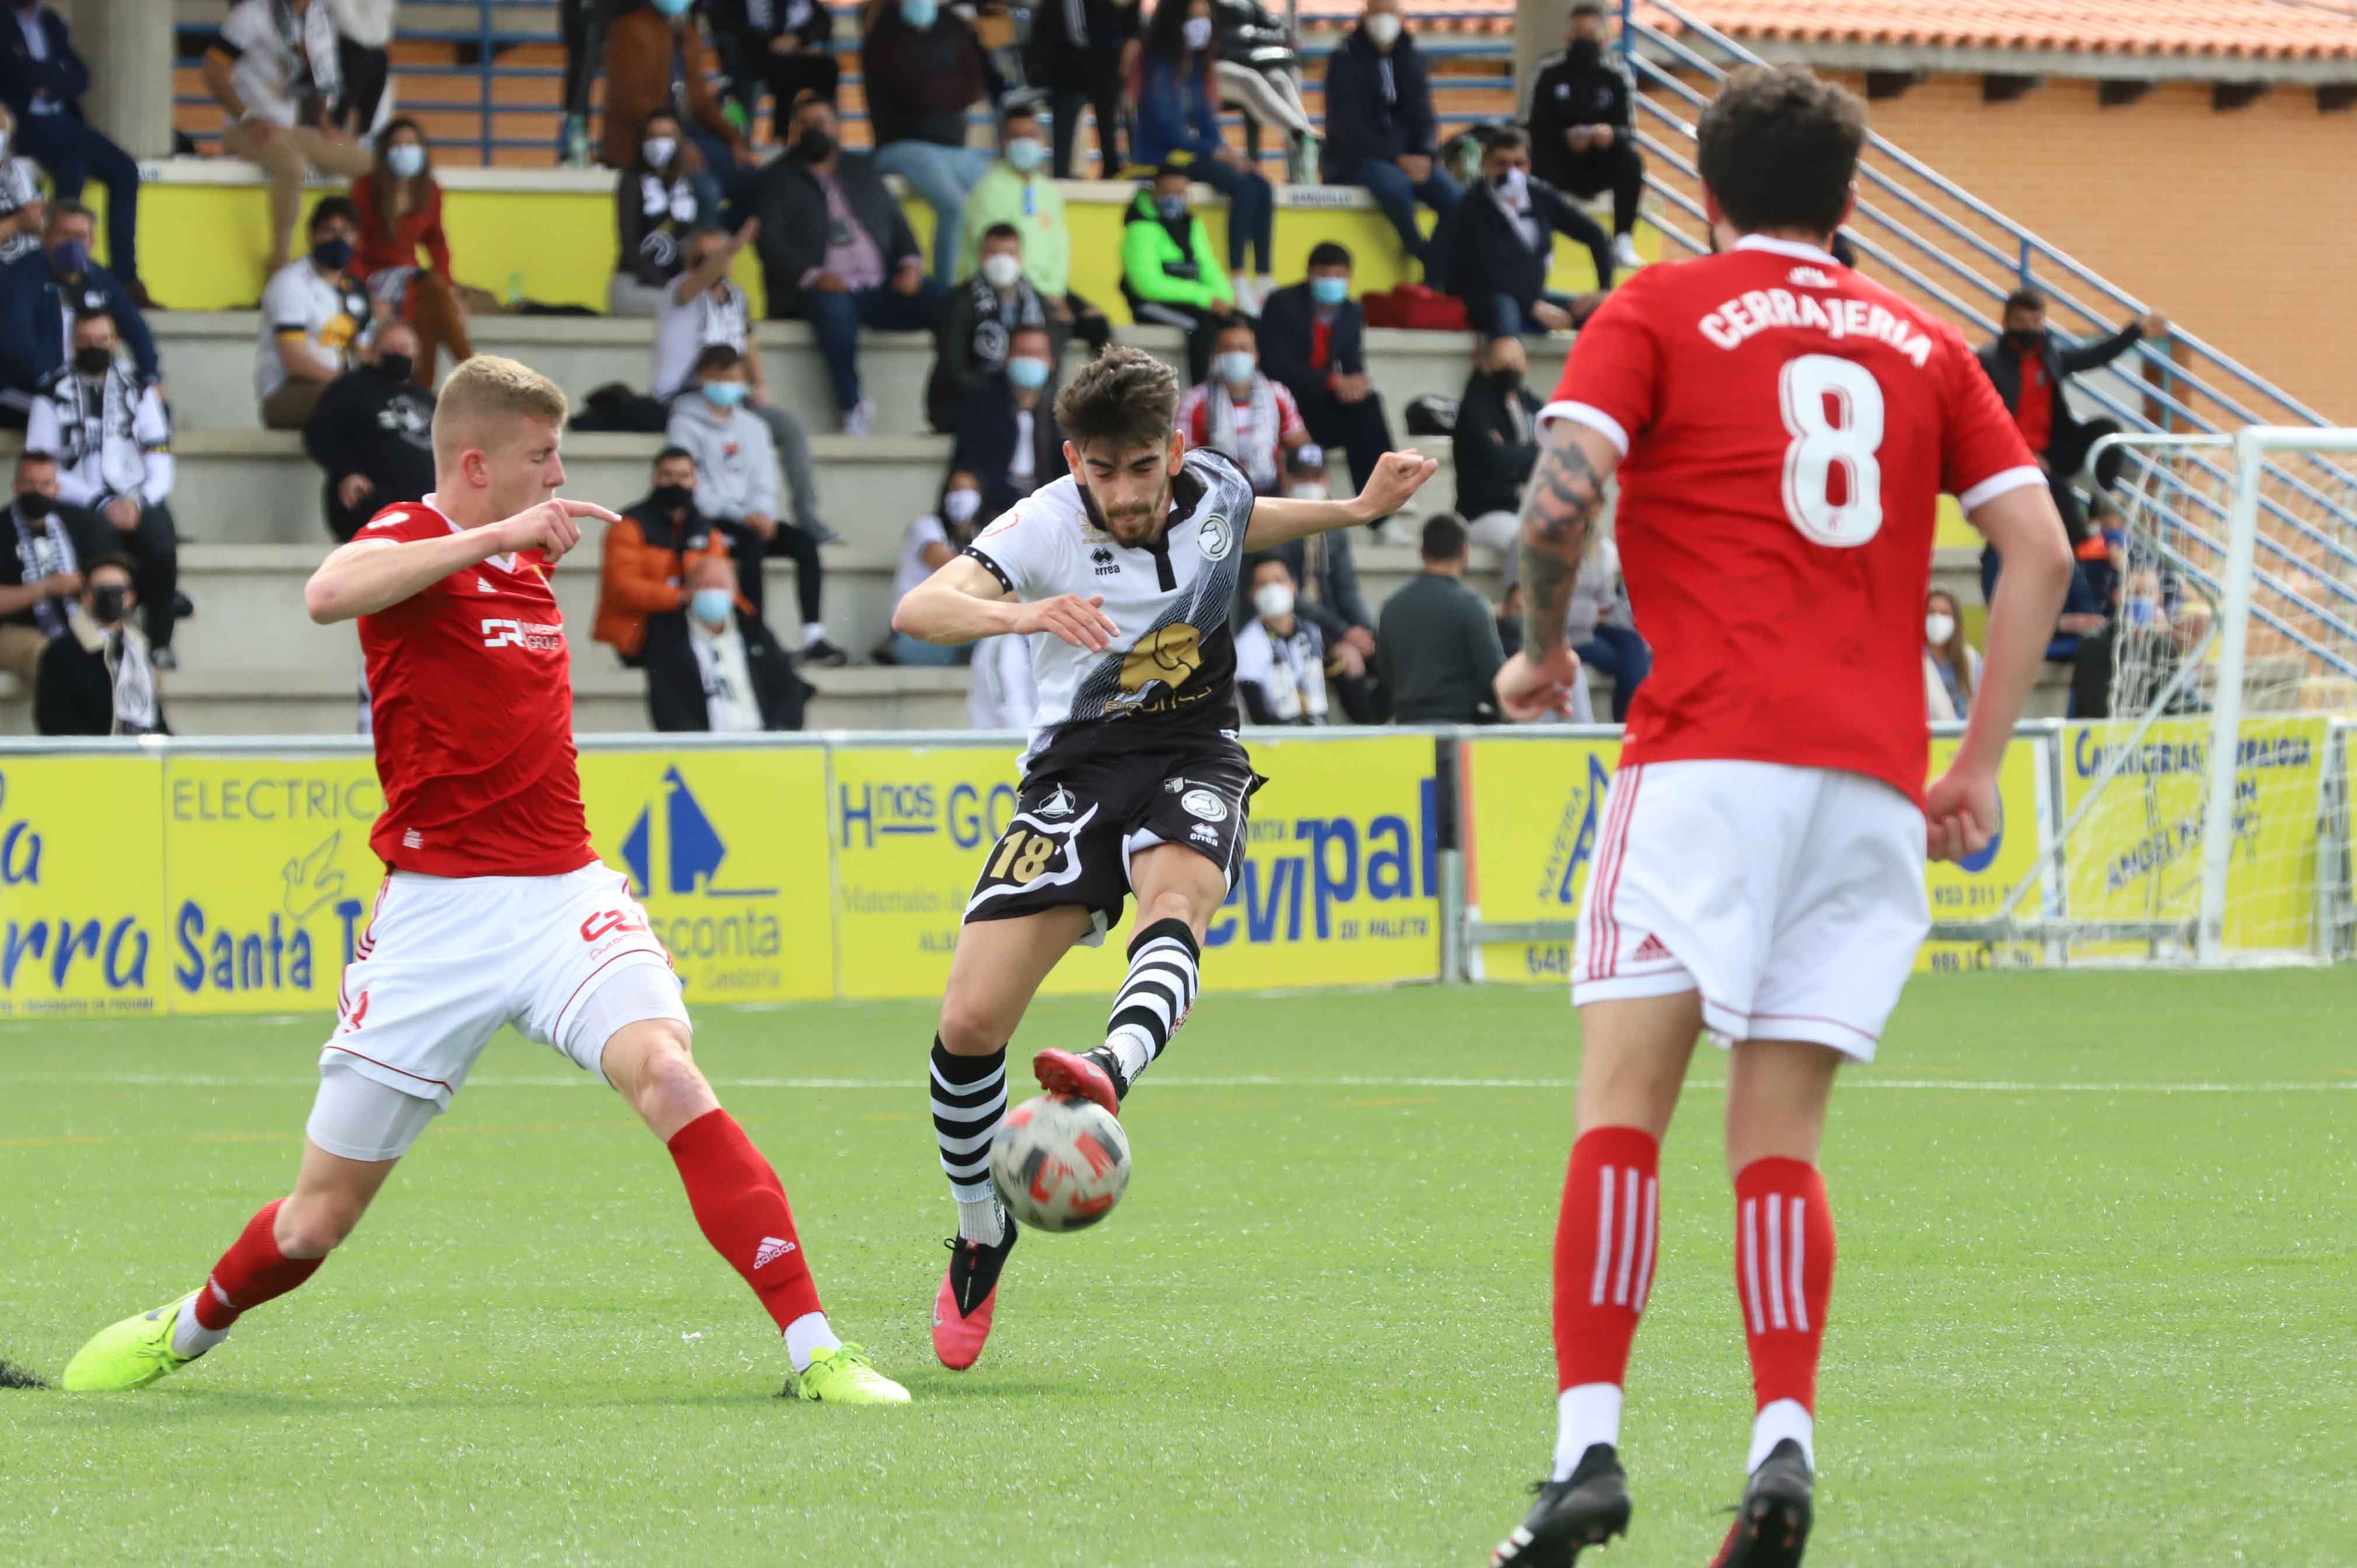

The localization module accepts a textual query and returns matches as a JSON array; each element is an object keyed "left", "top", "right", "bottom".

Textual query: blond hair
[{"left": 431, "top": 354, "right": 569, "bottom": 467}]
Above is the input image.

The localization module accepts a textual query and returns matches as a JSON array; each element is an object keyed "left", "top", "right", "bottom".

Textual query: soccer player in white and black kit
[{"left": 892, "top": 347, "right": 1437, "bottom": 1370}]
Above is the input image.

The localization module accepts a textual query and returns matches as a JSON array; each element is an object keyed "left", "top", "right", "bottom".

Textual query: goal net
[{"left": 1976, "top": 428, "right": 2357, "bottom": 963}]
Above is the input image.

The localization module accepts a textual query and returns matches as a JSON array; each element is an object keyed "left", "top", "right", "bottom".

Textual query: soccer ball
[{"left": 989, "top": 1094, "right": 1132, "bottom": 1232}]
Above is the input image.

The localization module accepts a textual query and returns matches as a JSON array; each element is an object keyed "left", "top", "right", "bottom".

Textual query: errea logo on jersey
[{"left": 481, "top": 617, "right": 563, "bottom": 651}]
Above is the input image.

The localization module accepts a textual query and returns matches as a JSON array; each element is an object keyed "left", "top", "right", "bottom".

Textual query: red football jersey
[
  {"left": 1543, "top": 236, "right": 2041, "bottom": 805},
  {"left": 354, "top": 498, "right": 595, "bottom": 877}
]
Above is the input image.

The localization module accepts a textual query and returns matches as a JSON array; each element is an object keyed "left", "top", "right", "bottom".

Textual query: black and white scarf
[
  {"left": 964, "top": 273, "right": 1048, "bottom": 372},
  {"left": 1208, "top": 372, "right": 1284, "bottom": 494},
  {"left": 104, "top": 624, "right": 161, "bottom": 735},
  {"left": 8, "top": 505, "right": 80, "bottom": 641},
  {"left": 45, "top": 366, "right": 149, "bottom": 502},
  {"left": 272, "top": 0, "right": 346, "bottom": 124}
]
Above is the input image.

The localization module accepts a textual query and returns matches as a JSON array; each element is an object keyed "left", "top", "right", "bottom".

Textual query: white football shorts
[
  {"left": 312, "top": 860, "right": 685, "bottom": 1126},
  {"left": 1571, "top": 759, "right": 1929, "bottom": 1062}
]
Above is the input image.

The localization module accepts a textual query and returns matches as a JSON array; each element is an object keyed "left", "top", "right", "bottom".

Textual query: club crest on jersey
[
  {"left": 1115, "top": 623, "right": 1202, "bottom": 706},
  {"left": 1037, "top": 784, "right": 1079, "bottom": 820},
  {"left": 1090, "top": 546, "right": 1120, "bottom": 577},
  {"left": 1196, "top": 513, "right": 1235, "bottom": 562},
  {"left": 1180, "top": 787, "right": 1227, "bottom": 823}
]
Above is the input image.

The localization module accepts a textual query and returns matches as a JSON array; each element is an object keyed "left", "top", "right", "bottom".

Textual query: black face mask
[
  {"left": 1568, "top": 37, "right": 1601, "bottom": 68},
  {"left": 73, "top": 345, "right": 113, "bottom": 376},
  {"left": 793, "top": 130, "right": 835, "bottom": 163},
  {"left": 2006, "top": 329, "right": 2044, "bottom": 353},
  {"left": 90, "top": 586, "right": 128, "bottom": 625},
  {"left": 374, "top": 354, "right": 414, "bottom": 383},
  {"left": 312, "top": 236, "right": 354, "bottom": 271},
  {"left": 1490, "top": 367, "right": 1523, "bottom": 392},
  {"left": 649, "top": 483, "right": 695, "bottom": 517},
  {"left": 15, "top": 490, "right": 54, "bottom": 519}
]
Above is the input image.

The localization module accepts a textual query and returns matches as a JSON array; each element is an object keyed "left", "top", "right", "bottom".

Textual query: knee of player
[
  {"left": 1136, "top": 888, "right": 1205, "bottom": 934},
  {"left": 277, "top": 1193, "right": 367, "bottom": 1258},
  {"left": 935, "top": 997, "right": 1010, "bottom": 1058},
  {"left": 632, "top": 1024, "right": 707, "bottom": 1101}
]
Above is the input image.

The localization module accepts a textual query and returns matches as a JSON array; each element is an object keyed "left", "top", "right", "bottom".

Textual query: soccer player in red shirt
[
  {"left": 1487, "top": 69, "right": 2072, "bottom": 1566},
  {"left": 61, "top": 357, "right": 908, "bottom": 1406}
]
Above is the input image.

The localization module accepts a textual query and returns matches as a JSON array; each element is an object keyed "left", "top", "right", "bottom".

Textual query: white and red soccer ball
[{"left": 989, "top": 1094, "right": 1132, "bottom": 1232}]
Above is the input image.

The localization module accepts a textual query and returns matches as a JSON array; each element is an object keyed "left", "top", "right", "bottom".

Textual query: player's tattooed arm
[{"left": 1516, "top": 421, "right": 1619, "bottom": 655}]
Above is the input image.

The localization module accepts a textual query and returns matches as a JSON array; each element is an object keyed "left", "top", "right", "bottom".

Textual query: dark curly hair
[
  {"left": 1055, "top": 345, "right": 1181, "bottom": 455},
  {"left": 1695, "top": 65, "right": 1867, "bottom": 238}
]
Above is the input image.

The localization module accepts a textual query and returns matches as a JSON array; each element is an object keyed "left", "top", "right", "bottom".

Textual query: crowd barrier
[{"left": 0, "top": 722, "right": 2348, "bottom": 1020}]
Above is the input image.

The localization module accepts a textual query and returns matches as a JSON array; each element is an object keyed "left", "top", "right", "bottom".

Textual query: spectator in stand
[
  {"left": 0, "top": 448, "right": 101, "bottom": 689},
  {"left": 33, "top": 551, "right": 163, "bottom": 735},
  {"left": 1235, "top": 554, "right": 1327, "bottom": 725},
  {"left": 708, "top": 0, "right": 838, "bottom": 144},
  {"left": 600, "top": 0, "right": 751, "bottom": 203},
  {"left": 0, "top": 103, "right": 45, "bottom": 266},
  {"left": 0, "top": 0, "right": 149, "bottom": 305},
  {"left": 1979, "top": 285, "right": 2167, "bottom": 545},
  {"left": 968, "top": 623, "right": 1038, "bottom": 729},
  {"left": 1131, "top": 0, "right": 1275, "bottom": 315},
  {"left": 955, "top": 103, "right": 1114, "bottom": 355},
  {"left": 324, "top": 0, "right": 395, "bottom": 137},
  {"left": 27, "top": 308, "right": 181, "bottom": 665},
  {"left": 0, "top": 201, "right": 158, "bottom": 429},
  {"left": 1376, "top": 511, "right": 1504, "bottom": 724},
  {"left": 1175, "top": 316, "right": 1308, "bottom": 495},
  {"left": 1257, "top": 242, "right": 1394, "bottom": 497},
  {"left": 652, "top": 218, "right": 831, "bottom": 540},
  {"left": 1564, "top": 536, "right": 1645, "bottom": 721},
  {"left": 1319, "top": 0, "right": 1458, "bottom": 280},
  {"left": 885, "top": 468, "right": 984, "bottom": 666},
  {"left": 951, "top": 322, "right": 1065, "bottom": 521},
  {"left": 644, "top": 551, "right": 809, "bottom": 731},
  {"left": 610, "top": 109, "right": 706, "bottom": 317},
  {"left": 352, "top": 119, "right": 474, "bottom": 386},
  {"left": 665, "top": 343, "right": 848, "bottom": 664},
  {"left": 591, "top": 445, "right": 728, "bottom": 665},
  {"left": 1445, "top": 125, "right": 1612, "bottom": 339},
  {"left": 1250, "top": 444, "right": 1378, "bottom": 720},
  {"left": 255, "top": 196, "right": 373, "bottom": 430},
  {"left": 1526, "top": 2, "right": 1646, "bottom": 275},
  {"left": 1922, "top": 586, "right": 1979, "bottom": 722},
  {"left": 1030, "top": 0, "right": 1138, "bottom": 178},
  {"left": 303, "top": 319, "right": 436, "bottom": 541},
  {"left": 1119, "top": 161, "right": 1231, "bottom": 384},
  {"left": 928, "top": 222, "right": 1068, "bottom": 434},
  {"left": 748, "top": 93, "right": 943, "bottom": 435},
  {"left": 862, "top": 0, "right": 996, "bottom": 283},
  {"left": 1453, "top": 333, "right": 1540, "bottom": 552},
  {"left": 204, "top": 0, "right": 374, "bottom": 277}
]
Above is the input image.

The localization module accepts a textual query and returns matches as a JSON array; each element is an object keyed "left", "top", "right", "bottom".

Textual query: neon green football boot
[
  {"left": 789, "top": 1343, "right": 910, "bottom": 1405},
  {"left": 61, "top": 1291, "right": 203, "bottom": 1392}
]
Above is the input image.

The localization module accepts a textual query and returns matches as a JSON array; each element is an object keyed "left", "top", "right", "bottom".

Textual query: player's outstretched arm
[
  {"left": 1926, "top": 480, "right": 2072, "bottom": 860},
  {"left": 1493, "top": 419, "right": 1619, "bottom": 721},
  {"left": 1243, "top": 450, "right": 1439, "bottom": 548},
  {"left": 303, "top": 498, "right": 617, "bottom": 624},
  {"left": 892, "top": 554, "right": 1122, "bottom": 651}
]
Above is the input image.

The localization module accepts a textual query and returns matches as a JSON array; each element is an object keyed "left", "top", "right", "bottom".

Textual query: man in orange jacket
[{"left": 593, "top": 445, "right": 734, "bottom": 663}]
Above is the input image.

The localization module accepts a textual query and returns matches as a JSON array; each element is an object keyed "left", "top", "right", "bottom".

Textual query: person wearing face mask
[
  {"left": 1130, "top": 0, "right": 1277, "bottom": 315},
  {"left": 30, "top": 551, "right": 165, "bottom": 736},
  {"left": 1920, "top": 588, "right": 1980, "bottom": 723},
  {"left": 885, "top": 470, "right": 988, "bottom": 666},
  {"left": 1319, "top": 0, "right": 1459, "bottom": 280},
  {"left": 1027, "top": 0, "right": 1138, "bottom": 177},
  {"left": 957, "top": 104, "right": 1116, "bottom": 357},
  {"left": 351, "top": 120, "right": 475, "bottom": 387},
  {"left": 1528, "top": 2, "right": 1647, "bottom": 275},
  {"left": 666, "top": 343, "right": 849, "bottom": 665},
  {"left": 630, "top": 546, "right": 810, "bottom": 731},
  {"left": 928, "top": 223, "right": 1071, "bottom": 434},
  {"left": 0, "top": 0, "right": 151, "bottom": 306},
  {"left": 610, "top": 110, "right": 707, "bottom": 318},
  {"left": 0, "top": 201, "right": 159, "bottom": 430},
  {"left": 255, "top": 196, "right": 375, "bottom": 430},
  {"left": 27, "top": 308, "right": 183, "bottom": 665},
  {"left": 950, "top": 323, "right": 1068, "bottom": 522},
  {"left": 0, "top": 448, "right": 105, "bottom": 690},
  {"left": 205, "top": 0, "right": 375, "bottom": 278},
  {"left": 862, "top": 0, "right": 997, "bottom": 284},
  {"left": 1444, "top": 124, "right": 1614, "bottom": 340},
  {"left": 594, "top": 444, "right": 733, "bottom": 665},
  {"left": 303, "top": 319, "right": 438, "bottom": 542},
  {"left": 597, "top": 0, "right": 749, "bottom": 190},
  {"left": 1976, "top": 285, "right": 2167, "bottom": 549},
  {"left": 1257, "top": 242, "right": 1400, "bottom": 502},
  {"left": 1236, "top": 444, "right": 1380, "bottom": 720},
  {"left": 1174, "top": 316, "right": 1310, "bottom": 497},
  {"left": 1235, "top": 554, "right": 1329, "bottom": 726},
  {"left": 1453, "top": 334, "right": 1543, "bottom": 551},
  {"left": 1119, "top": 162, "right": 1234, "bottom": 385}
]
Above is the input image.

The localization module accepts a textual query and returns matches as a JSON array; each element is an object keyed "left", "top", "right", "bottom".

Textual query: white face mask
[
  {"left": 1288, "top": 483, "right": 1327, "bottom": 502},
  {"left": 1926, "top": 612, "right": 1956, "bottom": 646},
  {"left": 1254, "top": 582, "right": 1295, "bottom": 620},
  {"left": 385, "top": 143, "right": 426, "bottom": 179},
  {"left": 943, "top": 488, "right": 982, "bottom": 525},
  {"left": 1365, "top": 12, "right": 1401, "bottom": 46},
  {"left": 642, "top": 135, "right": 677, "bottom": 168},
  {"left": 1181, "top": 15, "right": 1212, "bottom": 48},
  {"left": 980, "top": 252, "right": 1023, "bottom": 289}
]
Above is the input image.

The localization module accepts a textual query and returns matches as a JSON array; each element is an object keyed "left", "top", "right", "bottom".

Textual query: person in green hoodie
[
  {"left": 1118, "top": 160, "right": 1231, "bottom": 385},
  {"left": 954, "top": 103, "right": 1115, "bottom": 356}
]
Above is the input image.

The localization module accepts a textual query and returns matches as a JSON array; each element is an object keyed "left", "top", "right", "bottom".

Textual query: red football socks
[
  {"left": 665, "top": 1109, "right": 823, "bottom": 1333},
  {"left": 1554, "top": 1125, "right": 1662, "bottom": 1394},
  {"left": 1733, "top": 1155, "right": 1834, "bottom": 1464},
  {"left": 191, "top": 1199, "right": 325, "bottom": 1332}
]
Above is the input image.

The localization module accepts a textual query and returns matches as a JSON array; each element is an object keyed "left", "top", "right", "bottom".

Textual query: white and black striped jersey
[{"left": 964, "top": 446, "right": 1257, "bottom": 774}]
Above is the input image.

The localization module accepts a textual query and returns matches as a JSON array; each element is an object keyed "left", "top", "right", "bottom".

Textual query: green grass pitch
[{"left": 2, "top": 970, "right": 2352, "bottom": 1565}]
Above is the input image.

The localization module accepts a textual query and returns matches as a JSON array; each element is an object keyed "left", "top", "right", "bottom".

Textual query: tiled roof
[{"left": 1296, "top": 1, "right": 2357, "bottom": 61}]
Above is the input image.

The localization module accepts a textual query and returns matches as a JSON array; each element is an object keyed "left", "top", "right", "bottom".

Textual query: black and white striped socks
[
  {"left": 929, "top": 1038, "right": 1007, "bottom": 1244},
  {"left": 1091, "top": 918, "right": 1201, "bottom": 1096}
]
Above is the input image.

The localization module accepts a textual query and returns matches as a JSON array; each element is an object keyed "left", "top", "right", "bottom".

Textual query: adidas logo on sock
[{"left": 754, "top": 1236, "right": 797, "bottom": 1270}]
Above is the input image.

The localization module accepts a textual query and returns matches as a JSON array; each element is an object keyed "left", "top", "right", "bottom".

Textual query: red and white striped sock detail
[
  {"left": 1733, "top": 1157, "right": 1834, "bottom": 1437},
  {"left": 1553, "top": 1126, "right": 1661, "bottom": 1393}
]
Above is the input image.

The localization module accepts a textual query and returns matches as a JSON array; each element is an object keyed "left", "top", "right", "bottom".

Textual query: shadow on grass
[{"left": 0, "top": 1357, "right": 51, "bottom": 1389}]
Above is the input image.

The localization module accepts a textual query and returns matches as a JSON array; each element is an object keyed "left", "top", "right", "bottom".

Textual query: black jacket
[
  {"left": 1452, "top": 368, "right": 1543, "bottom": 519},
  {"left": 1444, "top": 175, "right": 1613, "bottom": 315},
  {"left": 641, "top": 605, "right": 810, "bottom": 732},
  {"left": 951, "top": 372, "right": 1066, "bottom": 522},
  {"left": 926, "top": 274, "right": 1068, "bottom": 433},
  {"left": 33, "top": 626, "right": 167, "bottom": 736},
  {"left": 860, "top": 7, "right": 992, "bottom": 148},
  {"left": 1257, "top": 281, "right": 1367, "bottom": 404},
  {"left": 1525, "top": 46, "right": 1632, "bottom": 187},
  {"left": 1319, "top": 25, "right": 1437, "bottom": 176},
  {"left": 1976, "top": 322, "right": 2146, "bottom": 473},
  {"left": 0, "top": 5, "right": 88, "bottom": 121},
  {"left": 2, "top": 496, "right": 107, "bottom": 633},
  {"left": 1028, "top": 0, "right": 1136, "bottom": 58},
  {"left": 0, "top": 251, "right": 159, "bottom": 417},
  {"left": 303, "top": 366, "right": 438, "bottom": 542},
  {"left": 748, "top": 152, "right": 923, "bottom": 320}
]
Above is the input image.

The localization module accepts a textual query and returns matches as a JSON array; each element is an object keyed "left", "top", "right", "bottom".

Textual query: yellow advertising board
[
  {"left": 829, "top": 734, "right": 1442, "bottom": 1002},
  {"left": 0, "top": 754, "right": 166, "bottom": 1018},
  {"left": 2059, "top": 717, "right": 2330, "bottom": 952},
  {"left": 577, "top": 748, "right": 835, "bottom": 1004},
  {"left": 1920, "top": 734, "right": 2048, "bottom": 973}
]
